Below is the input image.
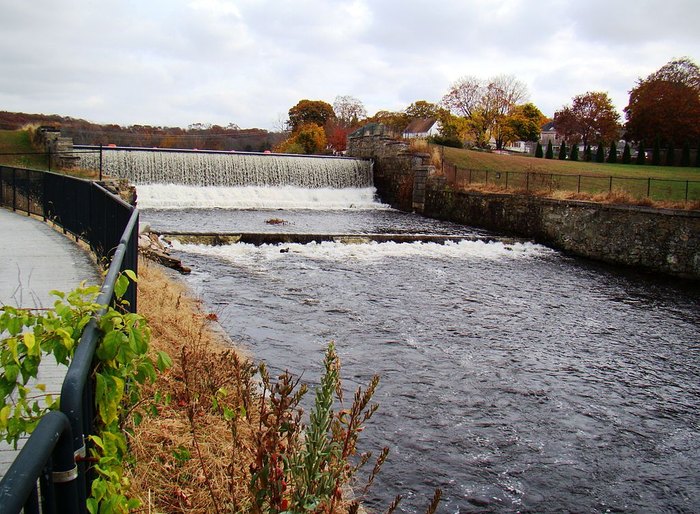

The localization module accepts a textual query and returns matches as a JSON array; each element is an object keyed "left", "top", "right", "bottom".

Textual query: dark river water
[{"left": 142, "top": 207, "right": 700, "bottom": 513}]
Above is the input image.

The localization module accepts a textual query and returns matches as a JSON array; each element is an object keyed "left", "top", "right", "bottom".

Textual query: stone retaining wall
[
  {"left": 425, "top": 187, "right": 700, "bottom": 279},
  {"left": 347, "top": 132, "right": 700, "bottom": 279}
]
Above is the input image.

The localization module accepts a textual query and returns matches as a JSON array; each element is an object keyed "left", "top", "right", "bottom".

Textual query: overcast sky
[{"left": 1, "top": 0, "right": 699, "bottom": 131}]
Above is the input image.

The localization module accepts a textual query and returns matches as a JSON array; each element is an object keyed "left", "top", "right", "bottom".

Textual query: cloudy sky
[{"left": 1, "top": 0, "right": 699, "bottom": 131}]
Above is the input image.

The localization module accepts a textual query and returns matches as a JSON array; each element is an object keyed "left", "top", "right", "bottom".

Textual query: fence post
[
  {"left": 48, "top": 147, "right": 51, "bottom": 172},
  {"left": 99, "top": 144, "right": 103, "bottom": 182},
  {"left": 609, "top": 176, "right": 613, "bottom": 192},
  {"left": 505, "top": 171, "right": 509, "bottom": 190},
  {"left": 686, "top": 181, "right": 689, "bottom": 201},
  {"left": 577, "top": 175, "right": 581, "bottom": 193},
  {"left": 526, "top": 172, "right": 530, "bottom": 192},
  {"left": 647, "top": 177, "right": 651, "bottom": 198}
]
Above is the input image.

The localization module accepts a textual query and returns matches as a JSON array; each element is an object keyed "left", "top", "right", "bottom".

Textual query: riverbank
[{"left": 129, "top": 258, "right": 380, "bottom": 513}]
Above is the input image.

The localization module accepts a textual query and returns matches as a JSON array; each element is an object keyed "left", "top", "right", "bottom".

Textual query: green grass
[
  {"left": 441, "top": 146, "right": 700, "bottom": 202},
  {"left": 0, "top": 129, "right": 49, "bottom": 170}
]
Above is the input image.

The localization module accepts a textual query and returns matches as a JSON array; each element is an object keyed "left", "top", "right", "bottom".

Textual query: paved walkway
[{"left": 0, "top": 207, "right": 101, "bottom": 478}]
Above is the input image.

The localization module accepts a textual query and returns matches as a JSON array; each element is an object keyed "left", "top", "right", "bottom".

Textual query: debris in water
[{"left": 266, "top": 218, "right": 288, "bottom": 225}]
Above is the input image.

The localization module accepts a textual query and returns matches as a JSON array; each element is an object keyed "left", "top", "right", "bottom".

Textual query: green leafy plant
[{"left": 0, "top": 272, "right": 171, "bottom": 514}]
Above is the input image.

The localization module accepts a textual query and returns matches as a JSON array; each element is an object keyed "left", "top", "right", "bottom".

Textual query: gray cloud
[{"left": 0, "top": 0, "right": 698, "bottom": 129}]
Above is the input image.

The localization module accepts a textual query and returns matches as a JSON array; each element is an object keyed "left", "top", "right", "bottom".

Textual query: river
[{"left": 140, "top": 186, "right": 700, "bottom": 513}]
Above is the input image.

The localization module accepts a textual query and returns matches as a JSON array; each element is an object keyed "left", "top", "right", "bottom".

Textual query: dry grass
[
  {"left": 408, "top": 139, "right": 442, "bottom": 168},
  {"left": 456, "top": 183, "right": 700, "bottom": 211},
  {"left": 128, "top": 259, "right": 259, "bottom": 513}
]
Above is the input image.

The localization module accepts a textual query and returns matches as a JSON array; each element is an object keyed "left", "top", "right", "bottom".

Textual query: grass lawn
[
  {"left": 0, "top": 129, "right": 49, "bottom": 170},
  {"left": 441, "top": 146, "right": 700, "bottom": 202}
]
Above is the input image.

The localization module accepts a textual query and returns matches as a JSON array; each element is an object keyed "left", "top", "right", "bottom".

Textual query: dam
[{"left": 104, "top": 148, "right": 699, "bottom": 513}]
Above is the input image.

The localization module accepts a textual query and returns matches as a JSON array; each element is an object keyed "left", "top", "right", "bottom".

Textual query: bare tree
[
  {"left": 441, "top": 76, "right": 484, "bottom": 119},
  {"left": 332, "top": 95, "right": 367, "bottom": 127},
  {"left": 442, "top": 74, "right": 528, "bottom": 148}
]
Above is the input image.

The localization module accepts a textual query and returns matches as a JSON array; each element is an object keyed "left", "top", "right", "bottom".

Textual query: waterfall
[{"left": 77, "top": 147, "right": 373, "bottom": 188}]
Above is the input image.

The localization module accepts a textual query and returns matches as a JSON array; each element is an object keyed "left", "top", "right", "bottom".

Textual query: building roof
[
  {"left": 541, "top": 121, "right": 556, "bottom": 132},
  {"left": 403, "top": 118, "right": 437, "bottom": 134}
]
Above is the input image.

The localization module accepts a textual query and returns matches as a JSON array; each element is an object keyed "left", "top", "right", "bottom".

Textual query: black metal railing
[
  {"left": 442, "top": 162, "right": 700, "bottom": 202},
  {"left": 0, "top": 165, "right": 139, "bottom": 513}
]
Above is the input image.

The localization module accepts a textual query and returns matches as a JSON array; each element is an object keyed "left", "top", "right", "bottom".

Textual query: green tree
[
  {"left": 405, "top": 100, "right": 440, "bottom": 119},
  {"left": 504, "top": 103, "right": 548, "bottom": 143},
  {"left": 558, "top": 141, "right": 567, "bottom": 160},
  {"left": 584, "top": 144, "right": 592, "bottom": 162},
  {"left": 622, "top": 142, "right": 632, "bottom": 164},
  {"left": 607, "top": 141, "right": 618, "bottom": 163},
  {"left": 570, "top": 143, "right": 579, "bottom": 161},
  {"left": 545, "top": 140, "right": 554, "bottom": 159},
  {"left": 535, "top": 141, "right": 543, "bottom": 158},
  {"left": 636, "top": 141, "right": 646, "bottom": 165},
  {"left": 652, "top": 137, "right": 662, "bottom": 165},
  {"left": 665, "top": 141, "right": 675, "bottom": 166},
  {"left": 681, "top": 141, "right": 691, "bottom": 166},
  {"left": 595, "top": 142, "right": 605, "bottom": 163},
  {"left": 288, "top": 100, "right": 335, "bottom": 132}
]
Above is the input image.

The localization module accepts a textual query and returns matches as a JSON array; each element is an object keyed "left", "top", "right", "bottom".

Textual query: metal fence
[
  {"left": 0, "top": 165, "right": 139, "bottom": 514},
  {"left": 442, "top": 162, "right": 700, "bottom": 202}
]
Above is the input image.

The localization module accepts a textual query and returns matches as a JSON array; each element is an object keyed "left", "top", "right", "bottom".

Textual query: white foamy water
[
  {"left": 170, "top": 239, "right": 553, "bottom": 265},
  {"left": 80, "top": 147, "right": 372, "bottom": 188},
  {"left": 136, "top": 184, "right": 388, "bottom": 210}
]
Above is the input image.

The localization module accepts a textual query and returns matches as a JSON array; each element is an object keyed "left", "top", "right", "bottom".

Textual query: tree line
[{"left": 276, "top": 57, "right": 700, "bottom": 166}]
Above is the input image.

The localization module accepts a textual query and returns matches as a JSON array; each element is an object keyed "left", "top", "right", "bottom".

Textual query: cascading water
[
  {"left": 77, "top": 147, "right": 372, "bottom": 188},
  {"left": 110, "top": 148, "right": 700, "bottom": 512}
]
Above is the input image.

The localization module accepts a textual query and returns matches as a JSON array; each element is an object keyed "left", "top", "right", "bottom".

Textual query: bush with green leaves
[{"left": 0, "top": 272, "right": 171, "bottom": 514}]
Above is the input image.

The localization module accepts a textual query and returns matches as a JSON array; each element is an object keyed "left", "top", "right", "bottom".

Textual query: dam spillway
[{"left": 76, "top": 146, "right": 373, "bottom": 188}]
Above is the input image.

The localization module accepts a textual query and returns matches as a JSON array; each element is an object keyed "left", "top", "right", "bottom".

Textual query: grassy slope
[
  {"left": 0, "top": 129, "right": 48, "bottom": 170},
  {"left": 441, "top": 146, "right": 700, "bottom": 202},
  {"left": 442, "top": 146, "right": 700, "bottom": 180}
]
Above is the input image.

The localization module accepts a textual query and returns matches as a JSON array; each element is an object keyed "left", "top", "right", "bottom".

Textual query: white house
[{"left": 403, "top": 118, "right": 440, "bottom": 139}]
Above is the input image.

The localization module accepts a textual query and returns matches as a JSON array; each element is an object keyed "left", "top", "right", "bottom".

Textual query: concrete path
[{"left": 0, "top": 207, "right": 101, "bottom": 478}]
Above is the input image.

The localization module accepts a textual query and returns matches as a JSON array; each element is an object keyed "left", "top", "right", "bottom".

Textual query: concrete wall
[{"left": 348, "top": 133, "right": 700, "bottom": 279}]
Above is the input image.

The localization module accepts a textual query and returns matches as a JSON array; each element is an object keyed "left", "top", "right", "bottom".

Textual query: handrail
[
  {"left": 0, "top": 165, "right": 139, "bottom": 513},
  {"left": 0, "top": 412, "right": 78, "bottom": 514}
]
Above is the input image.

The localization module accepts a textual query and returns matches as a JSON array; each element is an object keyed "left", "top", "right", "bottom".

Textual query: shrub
[{"left": 545, "top": 140, "right": 554, "bottom": 159}]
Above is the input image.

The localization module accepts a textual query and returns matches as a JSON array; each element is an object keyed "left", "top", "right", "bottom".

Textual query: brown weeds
[
  {"left": 457, "top": 183, "right": 699, "bottom": 210},
  {"left": 128, "top": 260, "right": 392, "bottom": 513}
]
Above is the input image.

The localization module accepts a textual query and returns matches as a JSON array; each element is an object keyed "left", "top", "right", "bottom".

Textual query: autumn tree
[
  {"left": 332, "top": 95, "right": 367, "bottom": 128},
  {"left": 276, "top": 123, "right": 327, "bottom": 154},
  {"left": 441, "top": 74, "right": 528, "bottom": 148},
  {"left": 405, "top": 100, "right": 440, "bottom": 119},
  {"left": 288, "top": 100, "right": 335, "bottom": 131},
  {"left": 504, "top": 103, "right": 547, "bottom": 143},
  {"left": 553, "top": 91, "right": 621, "bottom": 148},
  {"left": 325, "top": 122, "right": 350, "bottom": 153},
  {"left": 366, "top": 110, "right": 410, "bottom": 134},
  {"left": 625, "top": 58, "right": 700, "bottom": 146}
]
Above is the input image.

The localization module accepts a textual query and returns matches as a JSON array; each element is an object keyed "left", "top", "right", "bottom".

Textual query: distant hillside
[{"left": 0, "top": 111, "right": 285, "bottom": 152}]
